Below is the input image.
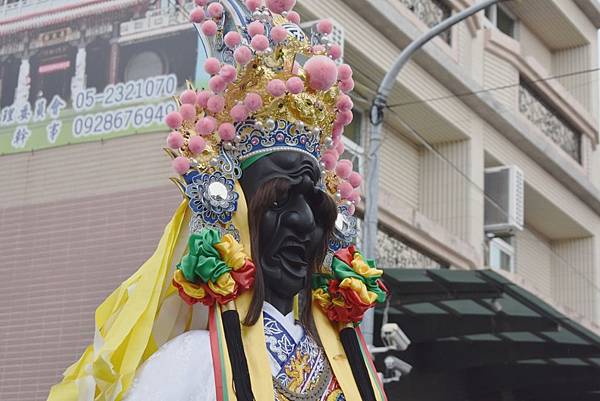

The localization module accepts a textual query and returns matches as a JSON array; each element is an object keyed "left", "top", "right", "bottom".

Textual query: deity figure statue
[{"left": 48, "top": 1, "right": 387, "bottom": 400}]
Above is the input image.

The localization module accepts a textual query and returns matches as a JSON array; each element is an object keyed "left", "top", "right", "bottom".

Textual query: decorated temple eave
[{"left": 0, "top": 0, "right": 147, "bottom": 37}]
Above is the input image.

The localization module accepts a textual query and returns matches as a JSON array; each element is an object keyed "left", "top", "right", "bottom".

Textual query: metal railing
[
  {"left": 518, "top": 82, "right": 581, "bottom": 162},
  {"left": 398, "top": 0, "right": 452, "bottom": 43}
]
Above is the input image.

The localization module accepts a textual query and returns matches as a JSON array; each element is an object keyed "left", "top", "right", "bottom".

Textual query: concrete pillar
[
  {"left": 108, "top": 40, "right": 120, "bottom": 84},
  {"left": 14, "top": 57, "right": 30, "bottom": 107},
  {"left": 552, "top": 236, "right": 600, "bottom": 325},
  {"left": 71, "top": 45, "right": 87, "bottom": 95}
]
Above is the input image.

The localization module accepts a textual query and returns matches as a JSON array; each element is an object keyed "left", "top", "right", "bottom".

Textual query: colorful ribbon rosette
[
  {"left": 313, "top": 245, "right": 388, "bottom": 324},
  {"left": 173, "top": 228, "right": 256, "bottom": 305}
]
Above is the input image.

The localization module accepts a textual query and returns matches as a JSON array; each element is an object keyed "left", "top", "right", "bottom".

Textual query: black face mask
[{"left": 240, "top": 152, "right": 331, "bottom": 315}]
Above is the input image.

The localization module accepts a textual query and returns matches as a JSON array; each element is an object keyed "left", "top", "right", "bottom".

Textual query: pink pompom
[
  {"left": 202, "top": 20, "right": 218, "bottom": 36},
  {"left": 335, "top": 159, "right": 353, "bottom": 180},
  {"left": 266, "top": 0, "right": 296, "bottom": 14},
  {"left": 324, "top": 148, "right": 339, "bottom": 161},
  {"left": 321, "top": 153, "right": 337, "bottom": 170},
  {"left": 335, "top": 140, "right": 345, "bottom": 155},
  {"left": 287, "top": 10, "right": 300, "bottom": 24},
  {"left": 348, "top": 172, "right": 362, "bottom": 188},
  {"left": 286, "top": 77, "right": 304, "bottom": 94},
  {"left": 180, "top": 103, "right": 196, "bottom": 121},
  {"left": 204, "top": 57, "right": 221, "bottom": 75},
  {"left": 218, "top": 123, "right": 236, "bottom": 141},
  {"left": 196, "top": 90, "right": 211, "bottom": 108},
  {"left": 338, "top": 64, "right": 353, "bottom": 81},
  {"left": 165, "top": 111, "right": 183, "bottom": 129},
  {"left": 224, "top": 31, "right": 242, "bottom": 49},
  {"left": 312, "top": 45, "right": 326, "bottom": 54},
  {"left": 336, "top": 110, "right": 353, "bottom": 126},
  {"left": 230, "top": 104, "right": 249, "bottom": 122},
  {"left": 195, "top": 0, "right": 208, "bottom": 5},
  {"left": 207, "top": 2, "right": 224, "bottom": 18},
  {"left": 248, "top": 21, "right": 264, "bottom": 37},
  {"left": 339, "top": 78, "right": 355, "bottom": 93},
  {"left": 316, "top": 19, "right": 333, "bottom": 35},
  {"left": 339, "top": 181, "right": 353, "bottom": 199},
  {"left": 180, "top": 89, "right": 197, "bottom": 105},
  {"left": 244, "top": 93, "right": 263, "bottom": 112},
  {"left": 348, "top": 190, "right": 361, "bottom": 205},
  {"left": 219, "top": 64, "right": 237, "bottom": 83},
  {"left": 304, "top": 55, "right": 338, "bottom": 91},
  {"left": 270, "top": 26, "right": 288, "bottom": 43},
  {"left": 209, "top": 75, "right": 227, "bottom": 93},
  {"left": 173, "top": 157, "right": 190, "bottom": 175},
  {"left": 167, "top": 131, "right": 185, "bottom": 149},
  {"left": 332, "top": 124, "right": 344, "bottom": 137},
  {"left": 234, "top": 46, "right": 253, "bottom": 65},
  {"left": 188, "top": 136, "right": 207, "bottom": 154},
  {"left": 336, "top": 94, "right": 353, "bottom": 111},
  {"left": 251, "top": 34, "right": 269, "bottom": 52},
  {"left": 245, "top": 0, "right": 261, "bottom": 11},
  {"left": 196, "top": 116, "right": 217, "bottom": 136},
  {"left": 329, "top": 44, "right": 342, "bottom": 60},
  {"left": 190, "top": 7, "right": 205, "bottom": 23},
  {"left": 267, "top": 79, "right": 286, "bottom": 97},
  {"left": 207, "top": 95, "right": 225, "bottom": 113}
]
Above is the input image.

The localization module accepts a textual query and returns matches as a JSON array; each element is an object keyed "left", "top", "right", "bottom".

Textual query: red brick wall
[{"left": 0, "top": 134, "right": 182, "bottom": 401}]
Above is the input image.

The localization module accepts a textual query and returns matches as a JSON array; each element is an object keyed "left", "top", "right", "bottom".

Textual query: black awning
[{"left": 375, "top": 269, "right": 600, "bottom": 401}]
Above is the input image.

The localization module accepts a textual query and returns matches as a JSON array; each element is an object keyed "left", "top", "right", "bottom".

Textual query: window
[
  {"left": 488, "top": 237, "right": 515, "bottom": 273},
  {"left": 485, "top": 4, "right": 518, "bottom": 39}
]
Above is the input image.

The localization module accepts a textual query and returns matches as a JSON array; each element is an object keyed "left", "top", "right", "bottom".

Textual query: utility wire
[
  {"left": 378, "top": 103, "right": 600, "bottom": 296},
  {"left": 387, "top": 67, "right": 600, "bottom": 109}
]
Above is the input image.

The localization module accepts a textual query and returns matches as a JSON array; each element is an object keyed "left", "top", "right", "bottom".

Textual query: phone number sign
[{"left": 0, "top": 74, "right": 178, "bottom": 155}]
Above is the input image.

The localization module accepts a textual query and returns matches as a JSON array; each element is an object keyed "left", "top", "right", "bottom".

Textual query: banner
[{"left": 0, "top": 4, "right": 209, "bottom": 155}]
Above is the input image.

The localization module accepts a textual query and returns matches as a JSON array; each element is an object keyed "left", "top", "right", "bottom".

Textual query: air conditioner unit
[
  {"left": 484, "top": 166, "right": 524, "bottom": 235},
  {"left": 300, "top": 19, "right": 345, "bottom": 64}
]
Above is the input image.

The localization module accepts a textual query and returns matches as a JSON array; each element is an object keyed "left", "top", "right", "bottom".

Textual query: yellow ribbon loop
[
  {"left": 339, "top": 277, "right": 378, "bottom": 304},
  {"left": 214, "top": 234, "right": 247, "bottom": 270}
]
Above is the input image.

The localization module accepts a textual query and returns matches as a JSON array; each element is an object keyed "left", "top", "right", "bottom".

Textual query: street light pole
[{"left": 362, "top": 0, "right": 501, "bottom": 345}]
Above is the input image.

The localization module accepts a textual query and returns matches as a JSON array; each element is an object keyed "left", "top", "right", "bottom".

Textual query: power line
[
  {"left": 386, "top": 66, "right": 600, "bottom": 109},
  {"left": 374, "top": 105, "right": 600, "bottom": 297}
]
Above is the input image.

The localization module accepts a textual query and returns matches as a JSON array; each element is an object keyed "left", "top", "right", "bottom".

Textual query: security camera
[
  {"left": 384, "top": 356, "right": 412, "bottom": 376},
  {"left": 381, "top": 323, "right": 411, "bottom": 351}
]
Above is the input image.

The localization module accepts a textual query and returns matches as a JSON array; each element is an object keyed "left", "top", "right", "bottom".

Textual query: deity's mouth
[{"left": 273, "top": 240, "right": 310, "bottom": 278}]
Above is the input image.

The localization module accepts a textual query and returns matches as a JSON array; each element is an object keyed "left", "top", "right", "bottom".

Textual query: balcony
[
  {"left": 518, "top": 82, "right": 581, "bottom": 162},
  {"left": 398, "top": 0, "right": 452, "bottom": 43}
]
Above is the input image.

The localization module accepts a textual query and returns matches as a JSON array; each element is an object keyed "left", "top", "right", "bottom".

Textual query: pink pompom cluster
[
  {"left": 169, "top": 0, "right": 362, "bottom": 211},
  {"left": 190, "top": 0, "right": 225, "bottom": 37}
]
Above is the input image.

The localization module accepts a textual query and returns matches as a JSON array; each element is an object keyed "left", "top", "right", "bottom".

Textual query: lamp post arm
[{"left": 361, "top": 0, "right": 501, "bottom": 346}]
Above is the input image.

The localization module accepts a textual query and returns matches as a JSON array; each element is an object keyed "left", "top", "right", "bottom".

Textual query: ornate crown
[{"left": 164, "top": 0, "right": 361, "bottom": 248}]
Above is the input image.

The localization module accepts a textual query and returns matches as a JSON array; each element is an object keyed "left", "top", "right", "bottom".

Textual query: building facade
[{"left": 1, "top": 0, "right": 600, "bottom": 400}]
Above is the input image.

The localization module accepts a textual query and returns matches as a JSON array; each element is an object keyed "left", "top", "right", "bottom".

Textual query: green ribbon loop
[{"left": 178, "top": 228, "right": 231, "bottom": 283}]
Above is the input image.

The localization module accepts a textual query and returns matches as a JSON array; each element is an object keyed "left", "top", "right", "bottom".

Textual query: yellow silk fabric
[{"left": 47, "top": 201, "right": 190, "bottom": 401}]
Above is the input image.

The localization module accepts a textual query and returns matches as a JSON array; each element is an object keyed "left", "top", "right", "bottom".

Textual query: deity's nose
[{"left": 283, "top": 180, "right": 316, "bottom": 234}]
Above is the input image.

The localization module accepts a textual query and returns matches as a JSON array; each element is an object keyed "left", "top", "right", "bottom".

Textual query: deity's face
[{"left": 240, "top": 152, "right": 336, "bottom": 302}]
